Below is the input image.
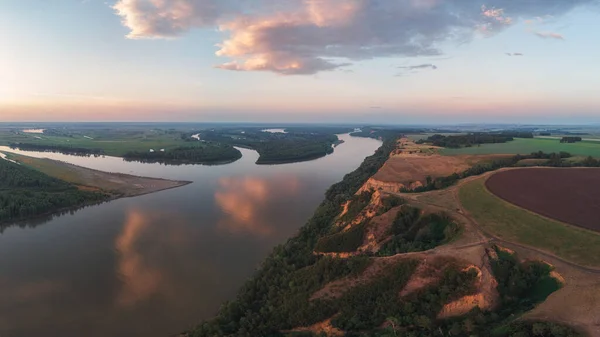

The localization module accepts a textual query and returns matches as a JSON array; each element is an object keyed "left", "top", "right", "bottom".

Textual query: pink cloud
[
  {"left": 534, "top": 31, "right": 565, "bottom": 40},
  {"left": 112, "top": 0, "right": 590, "bottom": 74}
]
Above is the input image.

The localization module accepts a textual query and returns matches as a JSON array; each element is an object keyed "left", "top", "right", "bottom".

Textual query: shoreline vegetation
[
  {"left": 123, "top": 144, "right": 243, "bottom": 165},
  {"left": 0, "top": 126, "right": 355, "bottom": 166},
  {"left": 0, "top": 152, "right": 191, "bottom": 227}
]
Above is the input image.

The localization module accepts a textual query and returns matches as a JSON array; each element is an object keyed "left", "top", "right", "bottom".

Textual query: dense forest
[
  {"left": 9, "top": 142, "right": 104, "bottom": 156},
  {"left": 187, "top": 133, "right": 400, "bottom": 336},
  {"left": 378, "top": 208, "right": 461, "bottom": 256},
  {"left": 0, "top": 159, "right": 108, "bottom": 224},
  {"left": 123, "top": 144, "right": 242, "bottom": 165},
  {"left": 194, "top": 129, "right": 341, "bottom": 164},
  {"left": 419, "top": 132, "right": 534, "bottom": 148}
]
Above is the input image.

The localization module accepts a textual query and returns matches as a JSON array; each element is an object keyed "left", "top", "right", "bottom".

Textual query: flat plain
[
  {"left": 441, "top": 138, "right": 600, "bottom": 157},
  {"left": 486, "top": 168, "right": 600, "bottom": 231},
  {"left": 459, "top": 174, "right": 600, "bottom": 268}
]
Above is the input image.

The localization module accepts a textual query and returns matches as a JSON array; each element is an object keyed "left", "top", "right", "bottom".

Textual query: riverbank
[{"left": 3, "top": 152, "right": 192, "bottom": 198}]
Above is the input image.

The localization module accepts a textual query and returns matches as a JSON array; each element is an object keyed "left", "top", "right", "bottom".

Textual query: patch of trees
[
  {"left": 420, "top": 131, "right": 533, "bottom": 148},
  {"left": 379, "top": 209, "right": 461, "bottom": 256},
  {"left": 429, "top": 247, "right": 569, "bottom": 337},
  {"left": 0, "top": 159, "right": 108, "bottom": 224},
  {"left": 539, "top": 132, "right": 552, "bottom": 136},
  {"left": 334, "top": 259, "right": 479, "bottom": 333},
  {"left": 339, "top": 189, "right": 374, "bottom": 223},
  {"left": 377, "top": 195, "right": 406, "bottom": 215},
  {"left": 560, "top": 136, "right": 583, "bottom": 143},
  {"left": 283, "top": 249, "right": 578, "bottom": 337},
  {"left": 187, "top": 135, "right": 400, "bottom": 337},
  {"left": 314, "top": 221, "right": 367, "bottom": 253},
  {"left": 9, "top": 142, "right": 104, "bottom": 156},
  {"left": 123, "top": 144, "right": 242, "bottom": 165}
]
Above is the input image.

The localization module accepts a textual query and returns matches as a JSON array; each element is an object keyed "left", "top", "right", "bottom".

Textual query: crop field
[
  {"left": 486, "top": 168, "right": 600, "bottom": 231},
  {"left": 459, "top": 175, "right": 600, "bottom": 267},
  {"left": 441, "top": 137, "right": 600, "bottom": 157},
  {"left": 0, "top": 129, "right": 195, "bottom": 157}
]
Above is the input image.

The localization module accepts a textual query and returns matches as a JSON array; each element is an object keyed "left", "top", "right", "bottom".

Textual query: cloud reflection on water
[{"left": 215, "top": 176, "right": 301, "bottom": 237}]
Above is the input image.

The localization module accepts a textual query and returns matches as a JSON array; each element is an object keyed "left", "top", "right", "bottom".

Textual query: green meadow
[{"left": 441, "top": 137, "right": 600, "bottom": 157}]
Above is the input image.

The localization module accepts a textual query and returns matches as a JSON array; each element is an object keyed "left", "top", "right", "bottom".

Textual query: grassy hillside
[
  {"left": 459, "top": 176, "right": 600, "bottom": 268},
  {"left": 441, "top": 138, "right": 600, "bottom": 157}
]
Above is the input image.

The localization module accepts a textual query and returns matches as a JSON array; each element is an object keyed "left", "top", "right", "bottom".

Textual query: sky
[{"left": 1, "top": 0, "right": 599, "bottom": 124}]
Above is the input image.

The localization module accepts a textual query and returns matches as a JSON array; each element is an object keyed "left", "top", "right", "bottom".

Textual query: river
[{"left": 0, "top": 133, "right": 381, "bottom": 337}]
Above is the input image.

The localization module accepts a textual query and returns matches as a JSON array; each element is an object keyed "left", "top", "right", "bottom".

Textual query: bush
[{"left": 315, "top": 222, "right": 367, "bottom": 253}]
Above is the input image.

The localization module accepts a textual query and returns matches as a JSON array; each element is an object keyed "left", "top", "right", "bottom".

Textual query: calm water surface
[{"left": 0, "top": 134, "right": 381, "bottom": 337}]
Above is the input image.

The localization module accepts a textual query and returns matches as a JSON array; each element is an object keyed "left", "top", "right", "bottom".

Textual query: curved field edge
[{"left": 459, "top": 175, "right": 600, "bottom": 268}]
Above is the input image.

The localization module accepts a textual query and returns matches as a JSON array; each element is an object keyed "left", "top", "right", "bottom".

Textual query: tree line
[
  {"left": 9, "top": 142, "right": 104, "bottom": 156},
  {"left": 560, "top": 136, "right": 583, "bottom": 143},
  {"left": 123, "top": 144, "right": 242, "bottom": 165},
  {"left": 418, "top": 131, "right": 533, "bottom": 148}
]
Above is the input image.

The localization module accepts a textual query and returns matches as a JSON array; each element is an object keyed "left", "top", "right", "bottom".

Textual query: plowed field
[{"left": 486, "top": 168, "right": 600, "bottom": 232}]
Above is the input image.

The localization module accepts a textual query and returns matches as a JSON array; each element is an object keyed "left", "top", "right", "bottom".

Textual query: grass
[
  {"left": 441, "top": 138, "right": 600, "bottom": 157},
  {"left": 459, "top": 176, "right": 600, "bottom": 268},
  {"left": 5, "top": 152, "right": 88, "bottom": 184},
  {"left": 0, "top": 129, "right": 196, "bottom": 157}
]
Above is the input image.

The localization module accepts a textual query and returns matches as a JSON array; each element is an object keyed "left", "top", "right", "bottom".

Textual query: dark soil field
[{"left": 486, "top": 168, "right": 600, "bottom": 232}]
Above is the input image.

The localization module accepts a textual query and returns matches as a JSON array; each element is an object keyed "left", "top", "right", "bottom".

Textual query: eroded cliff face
[
  {"left": 438, "top": 265, "right": 498, "bottom": 319},
  {"left": 359, "top": 177, "right": 423, "bottom": 194}
]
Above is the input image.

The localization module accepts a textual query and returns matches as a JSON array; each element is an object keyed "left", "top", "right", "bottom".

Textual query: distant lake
[
  {"left": 22, "top": 129, "right": 46, "bottom": 134},
  {"left": 0, "top": 133, "right": 381, "bottom": 337},
  {"left": 261, "top": 128, "right": 287, "bottom": 133}
]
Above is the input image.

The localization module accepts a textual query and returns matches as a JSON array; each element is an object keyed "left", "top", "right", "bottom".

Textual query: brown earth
[
  {"left": 288, "top": 317, "right": 344, "bottom": 337},
  {"left": 362, "top": 138, "right": 511, "bottom": 192},
  {"left": 486, "top": 168, "right": 600, "bottom": 232},
  {"left": 372, "top": 154, "right": 511, "bottom": 186}
]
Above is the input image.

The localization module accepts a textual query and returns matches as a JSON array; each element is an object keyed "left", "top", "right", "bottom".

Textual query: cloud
[
  {"left": 396, "top": 63, "right": 437, "bottom": 76},
  {"left": 215, "top": 176, "right": 301, "bottom": 236},
  {"left": 113, "top": 0, "right": 592, "bottom": 74},
  {"left": 112, "top": 0, "right": 238, "bottom": 39},
  {"left": 398, "top": 64, "right": 438, "bottom": 70},
  {"left": 534, "top": 31, "right": 565, "bottom": 40},
  {"left": 505, "top": 52, "right": 524, "bottom": 56}
]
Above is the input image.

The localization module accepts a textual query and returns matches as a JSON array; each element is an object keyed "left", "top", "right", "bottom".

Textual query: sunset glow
[{"left": 1, "top": 1, "right": 599, "bottom": 123}]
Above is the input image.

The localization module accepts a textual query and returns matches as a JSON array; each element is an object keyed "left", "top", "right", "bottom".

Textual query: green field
[
  {"left": 0, "top": 129, "right": 198, "bottom": 157},
  {"left": 459, "top": 177, "right": 600, "bottom": 268},
  {"left": 441, "top": 137, "right": 600, "bottom": 157}
]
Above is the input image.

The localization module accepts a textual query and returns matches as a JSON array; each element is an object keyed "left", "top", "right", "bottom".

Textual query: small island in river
[{"left": 0, "top": 152, "right": 191, "bottom": 226}]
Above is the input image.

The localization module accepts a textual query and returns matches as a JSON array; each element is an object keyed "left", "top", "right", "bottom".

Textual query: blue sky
[{"left": 1, "top": 0, "right": 599, "bottom": 123}]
